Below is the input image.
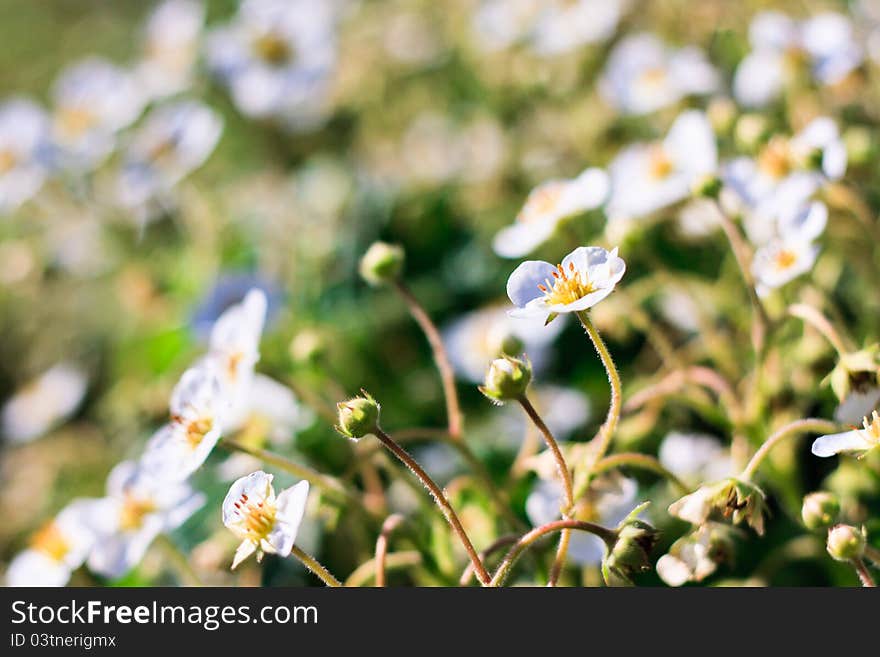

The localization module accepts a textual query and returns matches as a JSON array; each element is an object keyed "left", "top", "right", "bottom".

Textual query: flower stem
[
  {"left": 787, "top": 303, "right": 852, "bottom": 357},
  {"left": 517, "top": 394, "right": 575, "bottom": 586},
  {"left": 739, "top": 418, "right": 840, "bottom": 481},
  {"left": 459, "top": 535, "right": 520, "bottom": 585},
  {"left": 373, "top": 427, "right": 491, "bottom": 585},
  {"left": 851, "top": 558, "right": 876, "bottom": 587},
  {"left": 592, "top": 453, "right": 690, "bottom": 495},
  {"left": 289, "top": 545, "right": 342, "bottom": 587},
  {"left": 576, "top": 311, "right": 622, "bottom": 465},
  {"left": 864, "top": 545, "right": 880, "bottom": 567},
  {"left": 345, "top": 551, "right": 422, "bottom": 587},
  {"left": 154, "top": 534, "right": 202, "bottom": 587},
  {"left": 393, "top": 280, "right": 463, "bottom": 440},
  {"left": 375, "top": 514, "right": 404, "bottom": 587},
  {"left": 490, "top": 519, "right": 617, "bottom": 587}
]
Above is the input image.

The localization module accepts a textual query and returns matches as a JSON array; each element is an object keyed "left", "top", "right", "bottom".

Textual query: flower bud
[
  {"left": 801, "top": 491, "right": 840, "bottom": 530},
  {"left": 359, "top": 242, "right": 404, "bottom": 286},
  {"left": 336, "top": 393, "right": 381, "bottom": 440},
  {"left": 479, "top": 356, "right": 531, "bottom": 403},
  {"left": 826, "top": 524, "right": 866, "bottom": 562},
  {"left": 735, "top": 114, "right": 769, "bottom": 151},
  {"left": 691, "top": 174, "right": 722, "bottom": 200},
  {"left": 707, "top": 96, "right": 737, "bottom": 134},
  {"left": 289, "top": 328, "right": 326, "bottom": 364},
  {"left": 604, "top": 518, "right": 660, "bottom": 584},
  {"left": 669, "top": 478, "right": 768, "bottom": 535}
]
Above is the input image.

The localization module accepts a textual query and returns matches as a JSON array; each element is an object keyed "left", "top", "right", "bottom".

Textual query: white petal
[
  {"left": 492, "top": 221, "right": 557, "bottom": 258},
  {"left": 811, "top": 430, "right": 873, "bottom": 457},
  {"left": 506, "top": 260, "right": 556, "bottom": 308},
  {"left": 222, "top": 470, "right": 274, "bottom": 527},
  {"left": 231, "top": 540, "right": 257, "bottom": 569}
]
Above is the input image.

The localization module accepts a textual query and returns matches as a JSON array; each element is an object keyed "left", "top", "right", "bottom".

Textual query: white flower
[
  {"left": 5, "top": 499, "right": 106, "bottom": 586},
  {"left": 2, "top": 363, "right": 87, "bottom": 443},
  {"left": 834, "top": 387, "right": 880, "bottom": 425},
  {"left": 0, "top": 98, "right": 49, "bottom": 213},
  {"left": 659, "top": 432, "right": 732, "bottom": 485},
  {"left": 530, "top": 0, "right": 625, "bottom": 56},
  {"left": 470, "top": 0, "right": 541, "bottom": 53},
  {"left": 206, "top": 0, "right": 338, "bottom": 130},
  {"left": 507, "top": 246, "right": 626, "bottom": 320},
  {"left": 600, "top": 33, "right": 719, "bottom": 115},
  {"left": 443, "top": 306, "right": 564, "bottom": 383},
  {"left": 789, "top": 117, "right": 847, "bottom": 181},
  {"left": 222, "top": 471, "right": 309, "bottom": 568},
  {"left": 751, "top": 231, "right": 821, "bottom": 297},
  {"left": 141, "top": 365, "right": 230, "bottom": 481},
  {"left": 88, "top": 461, "right": 205, "bottom": 579},
  {"left": 526, "top": 472, "right": 637, "bottom": 565},
  {"left": 812, "top": 411, "right": 880, "bottom": 458},
  {"left": 117, "top": 101, "right": 223, "bottom": 213},
  {"left": 656, "top": 523, "right": 728, "bottom": 586},
  {"left": 733, "top": 11, "right": 863, "bottom": 108},
  {"left": 492, "top": 168, "right": 609, "bottom": 258},
  {"left": 49, "top": 58, "right": 145, "bottom": 171},
  {"left": 606, "top": 110, "right": 716, "bottom": 222},
  {"left": 136, "top": 0, "right": 205, "bottom": 99},
  {"left": 205, "top": 288, "right": 268, "bottom": 393}
]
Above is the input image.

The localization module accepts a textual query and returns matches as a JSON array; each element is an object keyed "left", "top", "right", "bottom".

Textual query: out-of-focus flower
[
  {"left": 206, "top": 0, "right": 338, "bottom": 130},
  {"left": 359, "top": 241, "right": 404, "bottom": 286},
  {"left": 600, "top": 33, "right": 719, "bottom": 115},
  {"left": 443, "top": 305, "right": 564, "bottom": 383},
  {"left": 492, "top": 168, "right": 608, "bottom": 258},
  {"left": 5, "top": 499, "right": 106, "bottom": 586},
  {"left": 606, "top": 111, "right": 717, "bottom": 223},
  {"left": 659, "top": 432, "right": 732, "bottom": 486},
  {"left": 0, "top": 98, "right": 49, "bottom": 213},
  {"left": 526, "top": 472, "right": 638, "bottom": 566},
  {"left": 507, "top": 246, "right": 626, "bottom": 321},
  {"left": 733, "top": 11, "right": 863, "bottom": 108},
  {"left": 669, "top": 477, "right": 769, "bottom": 535},
  {"left": 801, "top": 491, "right": 840, "bottom": 530},
  {"left": 826, "top": 524, "right": 867, "bottom": 562},
  {"left": 136, "top": 0, "right": 205, "bottom": 99},
  {"left": 751, "top": 233, "right": 820, "bottom": 297},
  {"left": 88, "top": 461, "right": 205, "bottom": 579},
  {"left": 530, "top": 0, "right": 626, "bottom": 57},
  {"left": 116, "top": 101, "right": 223, "bottom": 218},
  {"left": 49, "top": 58, "right": 145, "bottom": 171},
  {"left": 222, "top": 471, "right": 309, "bottom": 568},
  {"left": 203, "top": 288, "right": 268, "bottom": 394},
  {"left": 2, "top": 363, "right": 88, "bottom": 443},
  {"left": 469, "top": 0, "right": 541, "bottom": 53},
  {"left": 190, "top": 275, "right": 281, "bottom": 341},
  {"left": 812, "top": 411, "right": 880, "bottom": 459},
  {"left": 656, "top": 522, "right": 738, "bottom": 586}
]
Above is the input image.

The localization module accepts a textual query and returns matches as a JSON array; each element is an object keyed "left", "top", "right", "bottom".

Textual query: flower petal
[
  {"left": 506, "top": 260, "right": 556, "bottom": 308},
  {"left": 811, "top": 430, "right": 873, "bottom": 457}
]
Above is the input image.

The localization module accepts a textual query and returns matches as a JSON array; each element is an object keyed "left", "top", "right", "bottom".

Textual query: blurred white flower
[
  {"left": 530, "top": 0, "right": 626, "bottom": 56},
  {"left": 204, "top": 288, "right": 268, "bottom": 394},
  {"left": 206, "top": 0, "right": 338, "bottom": 130},
  {"left": 88, "top": 461, "right": 205, "bottom": 579},
  {"left": 2, "top": 363, "right": 87, "bottom": 443},
  {"left": 516, "top": 385, "right": 591, "bottom": 440},
  {"left": 5, "top": 499, "right": 106, "bottom": 586},
  {"left": 526, "top": 471, "right": 637, "bottom": 565},
  {"left": 812, "top": 411, "right": 880, "bottom": 458},
  {"left": 607, "top": 110, "right": 716, "bottom": 222},
  {"left": 470, "top": 0, "right": 541, "bottom": 53},
  {"left": 116, "top": 100, "right": 223, "bottom": 216},
  {"left": 0, "top": 98, "right": 49, "bottom": 213},
  {"left": 677, "top": 198, "right": 724, "bottom": 239},
  {"left": 492, "top": 168, "right": 609, "bottom": 258},
  {"left": 507, "top": 246, "right": 626, "bottom": 321},
  {"left": 49, "top": 58, "right": 145, "bottom": 171},
  {"left": 656, "top": 523, "right": 730, "bottom": 586},
  {"left": 733, "top": 11, "right": 863, "bottom": 108},
  {"left": 136, "top": 0, "right": 205, "bottom": 99},
  {"left": 222, "top": 470, "right": 309, "bottom": 568},
  {"left": 659, "top": 431, "right": 732, "bottom": 486},
  {"left": 600, "top": 33, "right": 719, "bottom": 115}
]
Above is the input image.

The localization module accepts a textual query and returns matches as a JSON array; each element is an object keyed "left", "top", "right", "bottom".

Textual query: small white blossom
[
  {"left": 88, "top": 461, "right": 205, "bottom": 579},
  {"left": 204, "top": 288, "right": 268, "bottom": 394},
  {"left": 0, "top": 98, "right": 49, "bottom": 213},
  {"left": 812, "top": 411, "right": 880, "bottom": 458},
  {"left": 492, "top": 168, "right": 609, "bottom": 258},
  {"left": 136, "top": 0, "right": 205, "bottom": 100},
  {"left": 600, "top": 33, "right": 719, "bottom": 115},
  {"left": 659, "top": 432, "right": 732, "bottom": 486},
  {"left": 507, "top": 246, "right": 626, "bottom": 320},
  {"left": 530, "top": 0, "right": 625, "bottom": 56},
  {"left": 2, "top": 363, "right": 87, "bottom": 443},
  {"left": 222, "top": 471, "right": 309, "bottom": 568}
]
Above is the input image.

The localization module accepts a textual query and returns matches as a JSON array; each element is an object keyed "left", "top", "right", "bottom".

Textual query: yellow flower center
[
  {"left": 639, "top": 66, "right": 667, "bottom": 88},
  {"left": 146, "top": 137, "right": 177, "bottom": 164},
  {"left": 186, "top": 416, "right": 213, "bottom": 448},
  {"left": 648, "top": 146, "right": 674, "bottom": 180},
  {"left": 232, "top": 491, "right": 277, "bottom": 542},
  {"left": 55, "top": 107, "right": 97, "bottom": 140},
  {"left": 252, "top": 32, "right": 293, "bottom": 65},
  {"left": 861, "top": 411, "right": 880, "bottom": 444},
  {"left": 119, "top": 495, "right": 157, "bottom": 531},
  {"left": 519, "top": 183, "right": 565, "bottom": 223},
  {"left": 757, "top": 137, "right": 793, "bottom": 180},
  {"left": 31, "top": 522, "right": 70, "bottom": 562},
  {"left": 537, "top": 261, "right": 596, "bottom": 306},
  {"left": 0, "top": 148, "right": 17, "bottom": 174},
  {"left": 773, "top": 248, "right": 797, "bottom": 271}
]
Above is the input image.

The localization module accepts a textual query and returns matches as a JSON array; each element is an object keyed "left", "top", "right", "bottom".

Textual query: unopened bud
[
  {"left": 692, "top": 174, "right": 722, "bottom": 200},
  {"left": 289, "top": 328, "right": 326, "bottom": 364},
  {"left": 359, "top": 242, "right": 404, "bottom": 286},
  {"left": 336, "top": 393, "right": 381, "bottom": 440},
  {"left": 801, "top": 491, "right": 840, "bottom": 530},
  {"left": 479, "top": 356, "right": 531, "bottom": 403},
  {"left": 826, "top": 524, "right": 866, "bottom": 562}
]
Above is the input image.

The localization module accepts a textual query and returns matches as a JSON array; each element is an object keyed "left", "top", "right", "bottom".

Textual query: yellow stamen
[
  {"left": 31, "top": 522, "right": 70, "bottom": 562},
  {"left": 252, "top": 32, "right": 293, "bottom": 65},
  {"left": 55, "top": 107, "right": 96, "bottom": 139},
  {"left": 648, "top": 146, "right": 674, "bottom": 180},
  {"left": 0, "top": 148, "right": 17, "bottom": 174},
  {"left": 861, "top": 411, "right": 880, "bottom": 443},
  {"left": 757, "top": 137, "right": 793, "bottom": 180},
  {"left": 773, "top": 249, "right": 797, "bottom": 271},
  {"left": 539, "top": 261, "right": 596, "bottom": 306},
  {"left": 640, "top": 66, "right": 667, "bottom": 88},
  {"left": 119, "top": 495, "right": 157, "bottom": 531},
  {"left": 233, "top": 492, "right": 277, "bottom": 542}
]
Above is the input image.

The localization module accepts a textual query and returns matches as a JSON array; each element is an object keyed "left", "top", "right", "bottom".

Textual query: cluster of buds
[{"left": 602, "top": 507, "right": 660, "bottom": 585}]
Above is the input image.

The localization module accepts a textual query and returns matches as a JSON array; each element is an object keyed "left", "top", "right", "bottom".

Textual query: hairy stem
[
  {"left": 740, "top": 418, "right": 840, "bottom": 481},
  {"left": 289, "top": 545, "right": 342, "bottom": 587},
  {"left": 576, "top": 311, "right": 622, "bottom": 466}
]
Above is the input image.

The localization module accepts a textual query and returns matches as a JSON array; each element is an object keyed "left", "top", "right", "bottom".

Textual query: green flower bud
[
  {"left": 497, "top": 332, "right": 524, "bottom": 358},
  {"left": 604, "top": 518, "right": 660, "bottom": 585},
  {"left": 359, "top": 242, "right": 405, "bottom": 286},
  {"left": 691, "top": 174, "right": 722, "bottom": 200},
  {"left": 826, "top": 524, "right": 866, "bottom": 562},
  {"left": 479, "top": 356, "right": 531, "bottom": 403},
  {"left": 336, "top": 393, "right": 381, "bottom": 440},
  {"left": 801, "top": 491, "right": 841, "bottom": 530}
]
